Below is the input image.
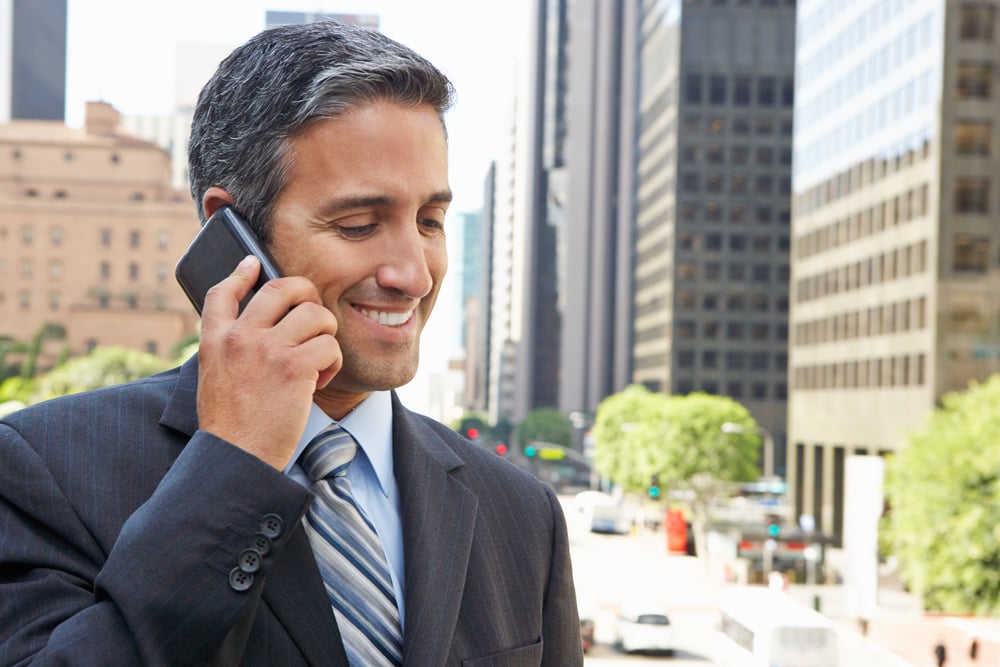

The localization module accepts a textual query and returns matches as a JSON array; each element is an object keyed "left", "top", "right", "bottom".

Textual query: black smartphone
[{"left": 175, "top": 205, "right": 283, "bottom": 315}]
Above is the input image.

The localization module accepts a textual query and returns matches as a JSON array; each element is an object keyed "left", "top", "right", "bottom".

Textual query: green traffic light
[
  {"left": 648, "top": 486, "right": 661, "bottom": 499},
  {"left": 524, "top": 445, "right": 537, "bottom": 458},
  {"left": 767, "top": 523, "right": 780, "bottom": 537}
]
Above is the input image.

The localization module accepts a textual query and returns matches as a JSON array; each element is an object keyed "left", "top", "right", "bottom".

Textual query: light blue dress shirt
[{"left": 284, "top": 392, "right": 405, "bottom": 629}]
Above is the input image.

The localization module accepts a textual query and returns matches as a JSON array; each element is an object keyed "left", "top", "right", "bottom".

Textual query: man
[{"left": 0, "top": 21, "right": 582, "bottom": 666}]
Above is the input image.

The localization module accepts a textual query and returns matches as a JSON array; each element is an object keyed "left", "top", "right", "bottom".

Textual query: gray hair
[{"left": 187, "top": 20, "right": 455, "bottom": 240}]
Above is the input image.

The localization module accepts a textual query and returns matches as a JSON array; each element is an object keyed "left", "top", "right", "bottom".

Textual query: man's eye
[
  {"left": 419, "top": 218, "right": 444, "bottom": 230},
  {"left": 339, "top": 224, "right": 376, "bottom": 238}
]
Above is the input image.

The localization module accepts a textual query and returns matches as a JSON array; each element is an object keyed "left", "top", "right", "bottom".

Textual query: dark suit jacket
[{"left": 0, "top": 356, "right": 582, "bottom": 666}]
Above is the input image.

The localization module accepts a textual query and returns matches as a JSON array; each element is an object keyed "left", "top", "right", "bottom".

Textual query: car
[
  {"left": 615, "top": 605, "right": 674, "bottom": 655},
  {"left": 580, "top": 617, "right": 595, "bottom": 653}
]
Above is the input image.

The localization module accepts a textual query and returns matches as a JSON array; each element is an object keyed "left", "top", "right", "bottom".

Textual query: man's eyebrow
[{"left": 318, "top": 190, "right": 453, "bottom": 217}]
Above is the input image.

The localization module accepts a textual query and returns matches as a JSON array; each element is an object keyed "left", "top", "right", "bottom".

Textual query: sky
[{"left": 64, "top": 0, "right": 530, "bottom": 415}]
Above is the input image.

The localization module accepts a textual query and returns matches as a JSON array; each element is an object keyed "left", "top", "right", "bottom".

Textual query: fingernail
[{"left": 238, "top": 255, "right": 258, "bottom": 268}]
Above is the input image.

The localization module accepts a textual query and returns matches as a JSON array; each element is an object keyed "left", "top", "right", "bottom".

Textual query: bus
[{"left": 714, "top": 586, "right": 839, "bottom": 667}]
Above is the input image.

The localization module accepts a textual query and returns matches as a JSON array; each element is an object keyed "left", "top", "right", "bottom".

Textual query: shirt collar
[{"left": 285, "top": 392, "right": 395, "bottom": 497}]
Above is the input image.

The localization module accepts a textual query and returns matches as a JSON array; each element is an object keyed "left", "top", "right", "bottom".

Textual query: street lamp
[{"left": 721, "top": 422, "right": 776, "bottom": 479}]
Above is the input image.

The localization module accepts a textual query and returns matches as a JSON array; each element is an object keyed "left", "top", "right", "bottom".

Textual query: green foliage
[
  {"left": 884, "top": 374, "right": 1000, "bottom": 614},
  {"left": 592, "top": 385, "right": 759, "bottom": 493},
  {"left": 517, "top": 407, "right": 572, "bottom": 448},
  {"left": 27, "top": 347, "right": 172, "bottom": 403}
]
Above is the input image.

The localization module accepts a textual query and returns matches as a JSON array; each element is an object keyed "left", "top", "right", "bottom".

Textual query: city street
[{"left": 563, "top": 496, "right": 935, "bottom": 666}]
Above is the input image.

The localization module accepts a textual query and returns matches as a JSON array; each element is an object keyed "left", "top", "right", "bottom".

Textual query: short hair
[{"left": 187, "top": 20, "right": 455, "bottom": 240}]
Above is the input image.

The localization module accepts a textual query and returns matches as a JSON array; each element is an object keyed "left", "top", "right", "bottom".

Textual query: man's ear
[{"left": 202, "top": 187, "right": 234, "bottom": 220}]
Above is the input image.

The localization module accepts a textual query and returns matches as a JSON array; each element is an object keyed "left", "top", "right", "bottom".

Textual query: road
[
  {"left": 564, "top": 498, "right": 719, "bottom": 665},
  {"left": 563, "top": 495, "right": 923, "bottom": 666}
]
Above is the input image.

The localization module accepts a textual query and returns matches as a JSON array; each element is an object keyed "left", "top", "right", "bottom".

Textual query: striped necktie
[{"left": 300, "top": 424, "right": 403, "bottom": 666}]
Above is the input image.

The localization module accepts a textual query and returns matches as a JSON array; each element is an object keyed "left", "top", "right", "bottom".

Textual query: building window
[
  {"left": 953, "top": 235, "right": 989, "bottom": 273},
  {"left": 129, "top": 263, "right": 140, "bottom": 281},
  {"left": 100, "top": 229, "right": 112, "bottom": 247},
  {"left": 157, "top": 263, "right": 169, "bottom": 282},
  {"left": 955, "top": 120, "right": 991, "bottom": 155},
  {"left": 50, "top": 226, "right": 62, "bottom": 245},
  {"left": 757, "top": 76, "right": 776, "bottom": 105},
  {"left": 684, "top": 73, "right": 703, "bottom": 104},
  {"left": 146, "top": 341, "right": 158, "bottom": 355},
  {"left": 734, "top": 76, "right": 752, "bottom": 105},
  {"left": 158, "top": 231, "right": 169, "bottom": 249},
  {"left": 677, "top": 350, "right": 695, "bottom": 369},
  {"left": 726, "top": 322, "right": 745, "bottom": 340},
  {"left": 49, "top": 291, "right": 60, "bottom": 311},
  {"left": 959, "top": 3, "right": 996, "bottom": 41},
  {"left": 726, "top": 351, "right": 745, "bottom": 370},
  {"left": 709, "top": 75, "right": 727, "bottom": 105},
  {"left": 957, "top": 61, "right": 993, "bottom": 99},
  {"left": 130, "top": 230, "right": 141, "bottom": 248},
  {"left": 677, "top": 320, "right": 696, "bottom": 338},
  {"left": 100, "top": 261, "right": 111, "bottom": 280},
  {"left": 19, "top": 258, "right": 32, "bottom": 278},
  {"left": 955, "top": 177, "right": 991, "bottom": 213},
  {"left": 21, "top": 226, "right": 32, "bottom": 244},
  {"left": 49, "top": 260, "right": 62, "bottom": 280},
  {"left": 702, "top": 350, "right": 719, "bottom": 369}
]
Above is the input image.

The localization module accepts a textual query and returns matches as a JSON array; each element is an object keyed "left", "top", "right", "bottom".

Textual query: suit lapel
[
  {"left": 159, "top": 355, "right": 348, "bottom": 666},
  {"left": 262, "top": 528, "right": 349, "bottom": 666},
  {"left": 391, "top": 395, "right": 478, "bottom": 666}
]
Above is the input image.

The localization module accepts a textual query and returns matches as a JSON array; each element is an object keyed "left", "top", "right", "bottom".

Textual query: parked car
[
  {"left": 580, "top": 617, "right": 595, "bottom": 653},
  {"left": 615, "top": 605, "right": 673, "bottom": 655}
]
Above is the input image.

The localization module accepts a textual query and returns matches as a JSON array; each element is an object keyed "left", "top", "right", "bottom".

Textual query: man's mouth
[{"left": 356, "top": 307, "right": 415, "bottom": 327}]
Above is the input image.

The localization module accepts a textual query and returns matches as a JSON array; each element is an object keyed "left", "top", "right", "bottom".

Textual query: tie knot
[{"left": 300, "top": 424, "right": 358, "bottom": 482}]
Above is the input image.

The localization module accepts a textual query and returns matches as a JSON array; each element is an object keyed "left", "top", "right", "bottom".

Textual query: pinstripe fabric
[{"left": 301, "top": 425, "right": 402, "bottom": 666}]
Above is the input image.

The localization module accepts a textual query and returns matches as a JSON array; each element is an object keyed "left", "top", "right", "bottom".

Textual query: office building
[
  {"left": 627, "top": 0, "right": 797, "bottom": 474},
  {"left": 0, "top": 0, "right": 67, "bottom": 122},
  {"left": 788, "top": 0, "right": 1000, "bottom": 545}
]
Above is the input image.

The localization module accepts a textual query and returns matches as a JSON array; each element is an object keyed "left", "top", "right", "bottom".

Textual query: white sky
[{"left": 64, "top": 0, "right": 529, "bottom": 415}]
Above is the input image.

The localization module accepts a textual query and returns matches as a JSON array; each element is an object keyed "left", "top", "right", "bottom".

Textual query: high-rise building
[
  {"left": 0, "top": 0, "right": 67, "bottom": 123},
  {"left": 627, "top": 0, "right": 797, "bottom": 473},
  {"left": 788, "top": 0, "right": 1000, "bottom": 545},
  {"left": 0, "top": 102, "right": 201, "bottom": 364}
]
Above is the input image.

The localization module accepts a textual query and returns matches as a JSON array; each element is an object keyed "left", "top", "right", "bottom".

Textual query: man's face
[{"left": 267, "top": 101, "right": 450, "bottom": 397}]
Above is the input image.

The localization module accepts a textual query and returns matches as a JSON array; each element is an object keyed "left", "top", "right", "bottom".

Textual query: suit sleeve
[
  {"left": 540, "top": 484, "right": 584, "bottom": 666},
  {"left": 0, "top": 425, "right": 312, "bottom": 666}
]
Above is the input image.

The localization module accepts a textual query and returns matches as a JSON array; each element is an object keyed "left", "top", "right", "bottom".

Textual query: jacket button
[
  {"left": 229, "top": 567, "right": 254, "bottom": 592},
  {"left": 259, "top": 514, "right": 283, "bottom": 538},
  {"left": 249, "top": 531, "right": 272, "bottom": 556},
  {"left": 238, "top": 548, "right": 262, "bottom": 574}
]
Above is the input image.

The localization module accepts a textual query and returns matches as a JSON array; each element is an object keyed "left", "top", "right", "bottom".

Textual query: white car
[{"left": 616, "top": 606, "right": 674, "bottom": 655}]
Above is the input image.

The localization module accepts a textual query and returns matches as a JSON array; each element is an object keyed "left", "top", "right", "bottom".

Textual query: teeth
[{"left": 359, "top": 308, "right": 412, "bottom": 326}]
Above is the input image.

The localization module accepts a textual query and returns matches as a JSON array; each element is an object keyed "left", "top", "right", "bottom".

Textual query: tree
[
  {"left": 883, "top": 374, "right": 1000, "bottom": 614},
  {"left": 27, "top": 346, "right": 172, "bottom": 404},
  {"left": 517, "top": 407, "right": 572, "bottom": 449},
  {"left": 592, "top": 385, "right": 760, "bottom": 557},
  {"left": 592, "top": 386, "right": 758, "bottom": 490}
]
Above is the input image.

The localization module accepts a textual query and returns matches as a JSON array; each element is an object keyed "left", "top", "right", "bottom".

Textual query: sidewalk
[{"left": 787, "top": 582, "right": 1000, "bottom": 667}]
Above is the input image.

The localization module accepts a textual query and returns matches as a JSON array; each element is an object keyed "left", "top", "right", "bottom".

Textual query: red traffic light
[
  {"left": 466, "top": 427, "right": 479, "bottom": 439},
  {"left": 495, "top": 443, "right": 508, "bottom": 456}
]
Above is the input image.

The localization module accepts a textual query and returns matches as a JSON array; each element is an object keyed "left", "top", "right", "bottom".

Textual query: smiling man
[{"left": 0, "top": 21, "right": 582, "bottom": 666}]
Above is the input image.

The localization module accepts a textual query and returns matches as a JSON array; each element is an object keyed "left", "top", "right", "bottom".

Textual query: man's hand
[{"left": 196, "top": 256, "right": 341, "bottom": 470}]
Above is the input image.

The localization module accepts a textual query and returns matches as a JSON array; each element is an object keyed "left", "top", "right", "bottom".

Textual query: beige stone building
[
  {"left": 0, "top": 102, "right": 201, "bottom": 368},
  {"left": 788, "top": 0, "right": 1000, "bottom": 545}
]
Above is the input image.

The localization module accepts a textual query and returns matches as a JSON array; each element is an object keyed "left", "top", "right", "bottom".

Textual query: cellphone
[{"left": 175, "top": 205, "right": 283, "bottom": 315}]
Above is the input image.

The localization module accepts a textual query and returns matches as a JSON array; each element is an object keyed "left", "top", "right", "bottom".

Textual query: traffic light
[
  {"left": 648, "top": 474, "right": 661, "bottom": 500},
  {"left": 524, "top": 443, "right": 537, "bottom": 458},
  {"left": 466, "top": 427, "right": 479, "bottom": 440},
  {"left": 767, "top": 522, "right": 780, "bottom": 538},
  {"left": 495, "top": 443, "right": 508, "bottom": 456}
]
